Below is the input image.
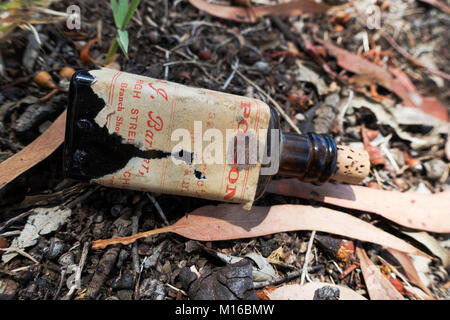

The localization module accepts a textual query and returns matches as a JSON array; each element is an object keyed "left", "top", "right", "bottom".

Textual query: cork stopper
[{"left": 331, "top": 145, "right": 370, "bottom": 184}]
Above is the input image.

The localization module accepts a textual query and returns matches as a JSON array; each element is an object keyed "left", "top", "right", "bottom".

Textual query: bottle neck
[{"left": 278, "top": 132, "right": 338, "bottom": 184}]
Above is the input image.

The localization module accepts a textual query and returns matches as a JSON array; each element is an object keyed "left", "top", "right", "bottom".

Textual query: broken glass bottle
[{"left": 64, "top": 69, "right": 369, "bottom": 209}]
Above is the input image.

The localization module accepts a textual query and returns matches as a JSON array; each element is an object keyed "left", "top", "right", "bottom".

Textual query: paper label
[{"left": 88, "top": 68, "right": 271, "bottom": 209}]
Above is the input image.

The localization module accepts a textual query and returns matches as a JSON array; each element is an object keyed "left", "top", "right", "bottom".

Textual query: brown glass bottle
[
  {"left": 64, "top": 70, "right": 369, "bottom": 208},
  {"left": 254, "top": 108, "right": 347, "bottom": 201}
]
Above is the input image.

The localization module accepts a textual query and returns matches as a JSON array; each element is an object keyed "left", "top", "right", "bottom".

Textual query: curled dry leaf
[
  {"left": 269, "top": 282, "right": 366, "bottom": 300},
  {"left": 402, "top": 231, "right": 450, "bottom": 270},
  {"left": 361, "top": 124, "right": 386, "bottom": 166},
  {"left": 267, "top": 179, "right": 450, "bottom": 234},
  {"left": 92, "top": 204, "right": 428, "bottom": 258},
  {"left": 319, "top": 40, "right": 448, "bottom": 122},
  {"left": 356, "top": 247, "right": 405, "bottom": 300},
  {"left": 0, "top": 110, "right": 67, "bottom": 191},
  {"left": 386, "top": 248, "right": 433, "bottom": 296},
  {"left": 188, "top": 0, "right": 330, "bottom": 23}
]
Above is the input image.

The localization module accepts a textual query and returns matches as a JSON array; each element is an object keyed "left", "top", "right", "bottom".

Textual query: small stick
[
  {"left": 253, "top": 265, "right": 323, "bottom": 289},
  {"left": 62, "top": 242, "right": 89, "bottom": 300},
  {"left": 236, "top": 70, "right": 302, "bottom": 135},
  {"left": 300, "top": 231, "right": 316, "bottom": 285},
  {"left": 53, "top": 267, "right": 67, "bottom": 300},
  {"left": 146, "top": 193, "right": 169, "bottom": 226},
  {"left": 2, "top": 247, "right": 39, "bottom": 264},
  {"left": 131, "top": 203, "right": 145, "bottom": 278}
]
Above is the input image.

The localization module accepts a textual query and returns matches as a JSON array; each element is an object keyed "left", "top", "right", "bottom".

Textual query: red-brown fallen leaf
[
  {"left": 269, "top": 282, "right": 366, "bottom": 300},
  {"left": 319, "top": 40, "right": 448, "bottom": 122},
  {"left": 92, "top": 204, "right": 428, "bottom": 258},
  {"left": 255, "top": 286, "right": 276, "bottom": 300},
  {"left": 267, "top": 179, "right": 450, "bottom": 233},
  {"left": 386, "top": 248, "right": 433, "bottom": 296},
  {"left": 0, "top": 111, "right": 66, "bottom": 192},
  {"left": 356, "top": 247, "right": 405, "bottom": 300},
  {"left": 361, "top": 124, "right": 386, "bottom": 166},
  {"left": 80, "top": 39, "right": 104, "bottom": 65},
  {"left": 188, "top": 0, "right": 330, "bottom": 23}
]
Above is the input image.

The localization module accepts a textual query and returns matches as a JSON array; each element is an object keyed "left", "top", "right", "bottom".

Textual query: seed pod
[
  {"left": 34, "top": 71, "right": 56, "bottom": 89},
  {"left": 59, "top": 67, "right": 76, "bottom": 79}
]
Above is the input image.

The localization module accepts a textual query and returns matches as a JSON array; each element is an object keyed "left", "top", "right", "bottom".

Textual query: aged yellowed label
[{"left": 89, "top": 68, "right": 271, "bottom": 209}]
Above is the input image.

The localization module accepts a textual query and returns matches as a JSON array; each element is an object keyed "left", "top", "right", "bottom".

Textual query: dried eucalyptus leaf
[{"left": 2, "top": 207, "right": 72, "bottom": 263}]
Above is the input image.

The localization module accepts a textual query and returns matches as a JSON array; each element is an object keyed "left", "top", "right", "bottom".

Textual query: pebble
[
  {"left": 313, "top": 285, "right": 340, "bottom": 300},
  {"left": 111, "top": 272, "right": 134, "bottom": 290},
  {"left": 424, "top": 159, "right": 447, "bottom": 180},
  {"left": 58, "top": 251, "right": 75, "bottom": 266},
  {"left": 253, "top": 61, "right": 270, "bottom": 74},
  {"left": 46, "top": 237, "right": 65, "bottom": 259},
  {"left": 110, "top": 204, "right": 123, "bottom": 217}
]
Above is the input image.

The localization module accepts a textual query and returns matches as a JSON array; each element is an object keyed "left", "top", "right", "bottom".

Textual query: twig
[
  {"left": 337, "top": 89, "right": 354, "bottom": 131},
  {"left": 236, "top": 71, "right": 302, "bottom": 135},
  {"left": 0, "top": 209, "right": 34, "bottom": 233},
  {"left": 253, "top": 265, "right": 323, "bottom": 289},
  {"left": 62, "top": 242, "right": 89, "bottom": 300},
  {"left": 222, "top": 58, "right": 239, "bottom": 90},
  {"left": 63, "top": 186, "right": 99, "bottom": 209},
  {"left": 146, "top": 193, "right": 169, "bottom": 226},
  {"left": 300, "top": 230, "right": 316, "bottom": 285},
  {"left": 84, "top": 216, "right": 131, "bottom": 299},
  {"left": 2, "top": 247, "right": 39, "bottom": 264},
  {"left": 131, "top": 204, "right": 144, "bottom": 279},
  {"left": 53, "top": 267, "right": 67, "bottom": 300}
]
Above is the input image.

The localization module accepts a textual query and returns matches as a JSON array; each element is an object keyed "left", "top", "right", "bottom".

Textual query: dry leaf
[
  {"left": 267, "top": 179, "right": 450, "bottom": 233},
  {"left": 92, "top": 204, "right": 428, "bottom": 258},
  {"left": 0, "top": 110, "right": 66, "bottom": 191},
  {"left": 320, "top": 41, "right": 448, "bottom": 122},
  {"left": 402, "top": 232, "right": 450, "bottom": 269},
  {"left": 2, "top": 206, "right": 72, "bottom": 263},
  {"left": 356, "top": 247, "right": 405, "bottom": 300},
  {"left": 269, "top": 282, "right": 366, "bottom": 300},
  {"left": 348, "top": 95, "right": 446, "bottom": 149},
  {"left": 386, "top": 248, "right": 433, "bottom": 296},
  {"left": 188, "top": 0, "right": 329, "bottom": 23}
]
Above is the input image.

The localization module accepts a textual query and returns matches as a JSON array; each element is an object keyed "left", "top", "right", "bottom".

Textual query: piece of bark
[
  {"left": 180, "top": 259, "right": 256, "bottom": 300},
  {"left": 83, "top": 216, "right": 131, "bottom": 299}
]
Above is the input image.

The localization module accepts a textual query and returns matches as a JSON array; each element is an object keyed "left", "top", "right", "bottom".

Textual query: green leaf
[
  {"left": 117, "top": 29, "right": 129, "bottom": 57},
  {"left": 121, "top": 0, "right": 141, "bottom": 29},
  {"left": 111, "top": 0, "right": 128, "bottom": 29}
]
